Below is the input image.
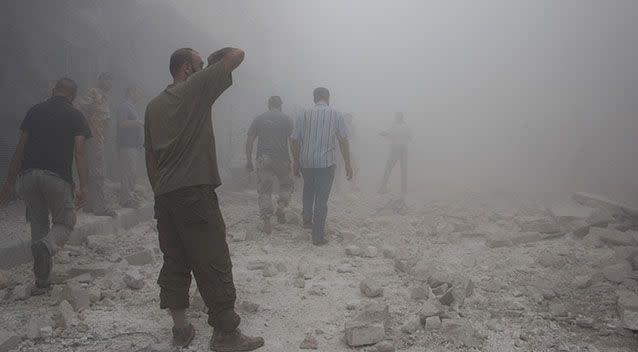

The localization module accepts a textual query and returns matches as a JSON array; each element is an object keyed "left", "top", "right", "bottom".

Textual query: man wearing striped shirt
[{"left": 291, "top": 87, "right": 352, "bottom": 245}]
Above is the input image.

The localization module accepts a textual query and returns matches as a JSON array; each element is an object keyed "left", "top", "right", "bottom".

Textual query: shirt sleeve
[
  {"left": 181, "top": 60, "right": 233, "bottom": 108},
  {"left": 73, "top": 111, "right": 93, "bottom": 139},
  {"left": 336, "top": 112, "right": 349, "bottom": 139},
  {"left": 19, "top": 106, "right": 36, "bottom": 133}
]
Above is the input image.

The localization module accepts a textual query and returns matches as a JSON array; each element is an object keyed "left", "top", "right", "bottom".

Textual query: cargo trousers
[
  {"left": 155, "top": 185, "right": 240, "bottom": 331},
  {"left": 256, "top": 155, "right": 293, "bottom": 220}
]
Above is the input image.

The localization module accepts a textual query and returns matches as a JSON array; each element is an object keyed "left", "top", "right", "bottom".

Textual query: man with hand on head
[
  {"left": 144, "top": 46, "right": 264, "bottom": 351},
  {"left": 0, "top": 78, "right": 90, "bottom": 294}
]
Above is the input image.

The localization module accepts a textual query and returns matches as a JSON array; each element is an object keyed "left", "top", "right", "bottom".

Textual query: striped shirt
[{"left": 291, "top": 102, "right": 349, "bottom": 168}]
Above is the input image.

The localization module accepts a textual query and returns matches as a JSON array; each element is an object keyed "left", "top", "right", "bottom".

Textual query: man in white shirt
[
  {"left": 291, "top": 87, "right": 352, "bottom": 245},
  {"left": 379, "top": 112, "right": 411, "bottom": 196}
]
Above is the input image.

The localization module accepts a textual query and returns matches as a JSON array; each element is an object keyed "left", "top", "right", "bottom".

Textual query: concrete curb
[{"left": 0, "top": 202, "right": 154, "bottom": 269}]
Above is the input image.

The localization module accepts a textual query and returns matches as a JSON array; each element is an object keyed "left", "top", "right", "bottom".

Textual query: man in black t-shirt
[{"left": 0, "top": 78, "right": 91, "bottom": 292}]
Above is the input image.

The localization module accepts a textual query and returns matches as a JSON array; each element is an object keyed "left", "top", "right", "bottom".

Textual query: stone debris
[
  {"left": 424, "top": 316, "right": 442, "bottom": 330},
  {"left": 123, "top": 268, "right": 145, "bottom": 290},
  {"left": 68, "top": 262, "right": 112, "bottom": 278},
  {"left": 381, "top": 246, "right": 397, "bottom": 259},
  {"left": 67, "top": 273, "right": 93, "bottom": 285},
  {"left": 510, "top": 232, "right": 543, "bottom": 246},
  {"left": 364, "top": 246, "right": 378, "bottom": 258},
  {"left": 140, "top": 343, "right": 174, "bottom": 352},
  {"left": 400, "top": 316, "right": 421, "bottom": 334},
  {"left": 285, "top": 211, "right": 301, "bottom": 225},
  {"left": 336, "top": 264, "right": 355, "bottom": 273},
  {"left": 431, "top": 283, "right": 448, "bottom": 296},
  {"left": 410, "top": 286, "right": 429, "bottom": 301},
  {"left": 26, "top": 315, "right": 54, "bottom": 340},
  {"left": 515, "top": 216, "right": 562, "bottom": 234},
  {"left": 393, "top": 258, "right": 413, "bottom": 273},
  {"left": 229, "top": 230, "right": 247, "bottom": 242},
  {"left": 0, "top": 329, "right": 21, "bottom": 352},
  {"left": 309, "top": 284, "right": 327, "bottom": 296},
  {"left": 485, "top": 235, "right": 512, "bottom": 248},
  {"left": 617, "top": 290, "right": 638, "bottom": 330},
  {"left": 360, "top": 278, "right": 383, "bottom": 298},
  {"left": 125, "top": 249, "right": 156, "bottom": 266},
  {"left": 537, "top": 252, "right": 567, "bottom": 269},
  {"left": 438, "top": 288, "right": 455, "bottom": 306},
  {"left": 602, "top": 261, "right": 633, "bottom": 284},
  {"left": 573, "top": 275, "right": 592, "bottom": 289},
  {"left": 88, "top": 287, "right": 102, "bottom": 303},
  {"left": 344, "top": 320, "right": 385, "bottom": 347},
  {"left": 55, "top": 251, "right": 72, "bottom": 264},
  {"left": 550, "top": 201, "right": 594, "bottom": 220},
  {"left": 0, "top": 270, "right": 9, "bottom": 289},
  {"left": 590, "top": 227, "right": 638, "bottom": 247},
  {"left": 262, "top": 264, "right": 279, "bottom": 277},
  {"left": 293, "top": 277, "right": 306, "bottom": 288},
  {"left": 299, "top": 333, "right": 318, "bottom": 349},
  {"left": 13, "top": 283, "right": 32, "bottom": 301},
  {"left": 345, "top": 245, "right": 364, "bottom": 257},
  {"left": 238, "top": 300, "right": 259, "bottom": 313},
  {"left": 62, "top": 284, "right": 90, "bottom": 312},
  {"left": 54, "top": 300, "right": 80, "bottom": 328},
  {"left": 370, "top": 340, "right": 395, "bottom": 352},
  {"left": 441, "top": 319, "right": 485, "bottom": 348},
  {"left": 247, "top": 260, "right": 267, "bottom": 271},
  {"left": 419, "top": 299, "right": 443, "bottom": 322}
]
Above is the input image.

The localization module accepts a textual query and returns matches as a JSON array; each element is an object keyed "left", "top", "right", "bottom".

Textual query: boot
[{"left": 210, "top": 329, "right": 264, "bottom": 351}]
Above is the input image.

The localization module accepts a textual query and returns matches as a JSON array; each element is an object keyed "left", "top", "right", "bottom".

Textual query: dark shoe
[
  {"left": 31, "top": 241, "right": 52, "bottom": 285},
  {"left": 312, "top": 238, "right": 328, "bottom": 246},
  {"left": 31, "top": 283, "right": 51, "bottom": 296},
  {"left": 210, "top": 329, "right": 264, "bottom": 351},
  {"left": 172, "top": 323, "right": 196, "bottom": 348}
]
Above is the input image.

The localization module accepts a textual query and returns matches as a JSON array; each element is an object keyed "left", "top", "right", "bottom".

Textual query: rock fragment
[
  {"left": 262, "top": 264, "right": 279, "bottom": 278},
  {"left": 515, "top": 216, "right": 562, "bottom": 234},
  {"left": 602, "top": 261, "right": 632, "bottom": 283},
  {"left": 62, "top": 284, "right": 90, "bottom": 312},
  {"left": 0, "top": 270, "right": 9, "bottom": 289},
  {"left": 55, "top": 251, "right": 72, "bottom": 264},
  {"left": 438, "top": 288, "right": 455, "bottom": 306},
  {"left": 424, "top": 316, "right": 442, "bottom": 330},
  {"left": 371, "top": 340, "right": 395, "bottom": 352},
  {"left": 123, "top": 268, "right": 145, "bottom": 290},
  {"left": 54, "top": 300, "right": 79, "bottom": 328},
  {"left": 26, "top": 315, "right": 54, "bottom": 340},
  {"left": 364, "top": 246, "right": 378, "bottom": 258},
  {"left": 13, "top": 284, "right": 32, "bottom": 301},
  {"left": 293, "top": 277, "right": 306, "bottom": 288},
  {"left": 238, "top": 300, "right": 259, "bottom": 313},
  {"left": 68, "top": 262, "right": 112, "bottom": 278},
  {"left": 592, "top": 227, "right": 637, "bottom": 247},
  {"left": 345, "top": 245, "right": 364, "bottom": 257},
  {"left": 247, "top": 260, "right": 266, "bottom": 271},
  {"left": 618, "top": 290, "right": 638, "bottom": 330},
  {"left": 410, "top": 286, "right": 429, "bottom": 301},
  {"left": 381, "top": 246, "right": 397, "bottom": 259},
  {"left": 400, "top": 317, "right": 421, "bottom": 334},
  {"left": 299, "top": 333, "right": 318, "bottom": 349},
  {"left": 360, "top": 278, "right": 383, "bottom": 298},
  {"left": 344, "top": 320, "right": 385, "bottom": 347},
  {"left": 419, "top": 299, "right": 443, "bottom": 322},
  {"left": 573, "top": 275, "right": 592, "bottom": 289},
  {"left": 125, "top": 249, "right": 156, "bottom": 266}
]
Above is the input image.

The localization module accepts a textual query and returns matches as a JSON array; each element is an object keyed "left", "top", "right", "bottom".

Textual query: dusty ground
[{"left": 1, "top": 188, "right": 637, "bottom": 352}]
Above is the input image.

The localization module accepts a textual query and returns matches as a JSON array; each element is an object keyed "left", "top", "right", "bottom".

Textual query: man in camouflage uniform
[{"left": 76, "top": 72, "right": 117, "bottom": 217}]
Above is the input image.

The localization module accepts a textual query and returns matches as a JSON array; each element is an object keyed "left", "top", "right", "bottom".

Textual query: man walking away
[
  {"left": 76, "top": 72, "right": 117, "bottom": 217},
  {"left": 378, "top": 112, "right": 411, "bottom": 196},
  {"left": 291, "top": 87, "right": 353, "bottom": 246},
  {"left": 145, "top": 47, "right": 264, "bottom": 351},
  {"left": 0, "top": 78, "right": 90, "bottom": 293},
  {"left": 245, "top": 96, "right": 294, "bottom": 234},
  {"left": 116, "top": 84, "right": 144, "bottom": 208}
]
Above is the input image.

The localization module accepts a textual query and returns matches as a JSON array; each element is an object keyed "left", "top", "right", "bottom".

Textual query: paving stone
[
  {"left": 125, "top": 249, "right": 156, "bottom": 266},
  {"left": 573, "top": 275, "right": 592, "bottom": 289},
  {"left": 364, "top": 246, "right": 378, "bottom": 258},
  {"left": 26, "top": 315, "right": 54, "bottom": 340},
  {"left": 344, "top": 320, "right": 385, "bottom": 347},
  {"left": 13, "top": 283, "right": 32, "bottom": 300},
  {"left": 54, "top": 300, "right": 79, "bottom": 329},
  {"left": 299, "top": 333, "right": 318, "bottom": 349},
  {"left": 400, "top": 317, "right": 421, "bottom": 334},
  {"left": 410, "top": 286, "right": 429, "bottom": 301},
  {"left": 602, "top": 261, "right": 633, "bottom": 283},
  {"left": 123, "top": 268, "right": 145, "bottom": 290},
  {"left": 371, "top": 340, "right": 395, "bottom": 352},
  {"left": 360, "top": 278, "right": 383, "bottom": 298},
  {"left": 618, "top": 290, "right": 638, "bottom": 330},
  {"left": 381, "top": 246, "right": 397, "bottom": 259},
  {"left": 238, "top": 300, "right": 259, "bottom": 313},
  {"left": 62, "top": 284, "right": 90, "bottom": 312},
  {"left": 345, "top": 245, "right": 364, "bottom": 257},
  {"left": 0, "top": 329, "right": 20, "bottom": 352},
  {"left": 68, "top": 262, "right": 113, "bottom": 278},
  {"left": 419, "top": 299, "right": 443, "bottom": 322},
  {"left": 425, "top": 316, "right": 442, "bottom": 330}
]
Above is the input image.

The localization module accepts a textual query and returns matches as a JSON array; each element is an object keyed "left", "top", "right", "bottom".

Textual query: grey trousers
[
  {"left": 17, "top": 169, "right": 76, "bottom": 254},
  {"left": 119, "top": 147, "right": 137, "bottom": 204}
]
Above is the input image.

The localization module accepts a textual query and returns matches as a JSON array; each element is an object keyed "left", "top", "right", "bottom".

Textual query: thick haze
[{"left": 182, "top": 0, "right": 638, "bottom": 203}]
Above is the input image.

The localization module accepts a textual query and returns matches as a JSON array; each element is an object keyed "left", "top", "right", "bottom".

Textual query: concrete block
[
  {"left": 26, "top": 315, "right": 53, "bottom": 340},
  {"left": 345, "top": 320, "right": 385, "bottom": 347},
  {"left": 602, "top": 261, "right": 633, "bottom": 283},
  {"left": 14, "top": 284, "right": 32, "bottom": 301},
  {"left": 62, "top": 284, "right": 90, "bottom": 312},
  {"left": 345, "top": 246, "right": 363, "bottom": 257},
  {"left": 125, "top": 249, "right": 156, "bottom": 266},
  {"left": 425, "top": 316, "right": 442, "bottom": 330},
  {"left": 419, "top": 299, "right": 443, "bottom": 322}
]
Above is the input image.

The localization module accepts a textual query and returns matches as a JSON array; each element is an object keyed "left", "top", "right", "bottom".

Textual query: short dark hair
[
  {"left": 54, "top": 77, "right": 78, "bottom": 97},
  {"left": 268, "top": 96, "right": 282, "bottom": 110},
  {"left": 313, "top": 87, "right": 329, "bottom": 103},
  {"left": 170, "top": 48, "right": 195, "bottom": 77}
]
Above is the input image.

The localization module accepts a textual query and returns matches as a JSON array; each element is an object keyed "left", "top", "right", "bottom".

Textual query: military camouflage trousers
[{"left": 256, "top": 156, "right": 293, "bottom": 219}]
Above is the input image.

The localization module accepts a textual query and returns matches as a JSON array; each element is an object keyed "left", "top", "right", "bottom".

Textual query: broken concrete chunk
[
  {"left": 67, "top": 273, "right": 93, "bottom": 285},
  {"left": 299, "top": 333, "right": 318, "bottom": 349},
  {"left": 537, "top": 252, "right": 567, "bottom": 269},
  {"left": 68, "top": 262, "right": 112, "bottom": 278},
  {"left": 26, "top": 315, "right": 54, "bottom": 340},
  {"left": 381, "top": 246, "right": 397, "bottom": 259},
  {"left": 438, "top": 288, "right": 455, "bottom": 306},
  {"left": 572, "top": 275, "right": 592, "bottom": 289},
  {"left": 293, "top": 277, "right": 306, "bottom": 288},
  {"left": 590, "top": 227, "right": 637, "bottom": 247},
  {"left": 55, "top": 251, "right": 72, "bottom": 264},
  {"left": 247, "top": 260, "right": 266, "bottom": 271},
  {"left": 262, "top": 264, "right": 279, "bottom": 278},
  {"left": 54, "top": 300, "right": 79, "bottom": 328},
  {"left": 336, "top": 264, "right": 354, "bottom": 273},
  {"left": 0, "top": 329, "right": 21, "bottom": 352},
  {"left": 344, "top": 320, "right": 385, "bottom": 347},
  {"left": 618, "top": 290, "right": 638, "bottom": 330},
  {"left": 355, "top": 302, "right": 390, "bottom": 328},
  {"left": 485, "top": 235, "right": 512, "bottom": 248},
  {"left": 238, "top": 300, "right": 259, "bottom": 313},
  {"left": 410, "top": 286, "right": 429, "bottom": 301},
  {"left": 13, "top": 283, "right": 32, "bottom": 301},
  {"left": 345, "top": 245, "right": 364, "bottom": 257},
  {"left": 0, "top": 270, "right": 9, "bottom": 290},
  {"left": 360, "top": 278, "right": 383, "bottom": 298},
  {"left": 364, "top": 246, "right": 379, "bottom": 258},
  {"left": 510, "top": 232, "right": 543, "bottom": 246},
  {"left": 88, "top": 287, "right": 102, "bottom": 303},
  {"left": 393, "top": 258, "right": 413, "bottom": 273},
  {"left": 62, "top": 284, "right": 90, "bottom": 312},
  {"left": 419, "top": 299, "right": 443, "bottom": 322},
  {"left": 308, "top": 284, "right": 327, "bottom": 296},
  {"left": 602, "top": 261, "right": 632, "bottom": 283},
  {"left": 400, "top": 317, "right": 421, "bottom": 334},
  {"left": 125, "top": 249, "right": 156, "bottom": 266},
  {"left": 515, "top": 216, "right": 562, "bottom": 234},
  {"left": 123, "top": 268, "right": 145, "bottom": 290},
  {"left": 371, "top": 340, "right": 395, "bottom": 352},
  {"left": 425, "top": 316, "right": 442, "bottom": 330}
]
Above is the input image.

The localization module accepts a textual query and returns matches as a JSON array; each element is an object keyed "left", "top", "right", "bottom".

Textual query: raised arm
[
  {"left": 0, "top": 132, "right": 28, "bottom": 205},
  {"left": 207, "top": 47, "right": 245, "bottom": 72}
]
